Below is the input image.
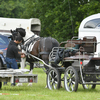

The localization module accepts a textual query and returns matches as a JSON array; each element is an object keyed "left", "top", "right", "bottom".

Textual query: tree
[
  {"left": 23, "top": 0, "right": 79, "bottom": 42},
  {"left": 75, "top": 0, "right": 100, "bottom": 34},
  {"left": 1, "top": 0, "right": 100, "bottom": 42},
  {"left": 0, "top": 0, "right": 27, "bottom": 18}
]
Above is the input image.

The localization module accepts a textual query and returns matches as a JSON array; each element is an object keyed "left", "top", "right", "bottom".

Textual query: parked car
[
  {"left": 0, "top": 32, "right": 23, "bottom": 69},
  {"left": 0, "top": 34, "right": 12, "bottom": 69}
]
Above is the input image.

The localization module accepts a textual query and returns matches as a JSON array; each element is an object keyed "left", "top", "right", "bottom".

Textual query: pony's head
[
  {"left": 11, "top": 27, "right": 39, "bottom": 44},
  {"left": 11, "top": 28, "right": 26, "bottom": 44}
]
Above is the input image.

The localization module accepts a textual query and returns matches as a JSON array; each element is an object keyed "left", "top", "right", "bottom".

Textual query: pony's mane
[
  {"left": 11, "top": 28, "right": 39, "bottom": 42},
  {"left": 16, "top": 28, "right": 26, "bottom": 37},
  {"left": 11, "top": 28, "right": 26, "bottom": 37}
]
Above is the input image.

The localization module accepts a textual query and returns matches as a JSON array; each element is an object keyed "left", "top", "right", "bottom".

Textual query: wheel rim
[
  {"left": 47, "top": 69, "right": 59, "bottom": 90},
  {"left": 64, "top": 68, "right": 76, "bottom": 92}
]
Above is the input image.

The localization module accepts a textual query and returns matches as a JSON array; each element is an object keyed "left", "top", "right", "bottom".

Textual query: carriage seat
[
  {"left": 64, "top": 37, "right": 97, "bottom": 61},
  {"left": 65, "top": 43, "right": 75, "bottom": 48},
  {"left": 81, "top": 36, "right": 97, "bottom": 53},
  {"left": 65, "top": 40, "right": 82, "bottom": 47},
  {"left": 64, "top": 39, "right": 85, "bottom": 60}
]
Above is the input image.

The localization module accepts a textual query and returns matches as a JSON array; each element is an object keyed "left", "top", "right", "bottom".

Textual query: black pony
[
  {"left": 11, "top": 28, "right": 26, "bottom": 44},
  {"left": 11, "top": 28, "right": 59, "bottom": 73}
]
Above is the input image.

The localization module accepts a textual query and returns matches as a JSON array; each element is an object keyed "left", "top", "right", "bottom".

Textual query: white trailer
[
  {"left": 0, "top": 17, "right": 40, "bottom": 89},
  {"left": 0, "top": 69, "right": 38, "bottom": 88},
  {"left": 78, "top": 13, "right": 100, "bottom": 57},
  {"left": 0, "top": 17, "right": 41, "bottom": 36}
]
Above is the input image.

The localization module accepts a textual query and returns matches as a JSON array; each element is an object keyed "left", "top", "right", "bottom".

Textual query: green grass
[{"left": 0, "top": 67, "right": 100, "bottom": 100}]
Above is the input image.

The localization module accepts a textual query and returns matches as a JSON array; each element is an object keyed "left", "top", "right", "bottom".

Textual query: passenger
[{"left": 4, "top": 35, "right": 25, "bottom": 86}]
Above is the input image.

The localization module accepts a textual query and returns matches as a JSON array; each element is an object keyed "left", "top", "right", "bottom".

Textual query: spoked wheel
[
  {"left": 47, "top": 68, "right": 61, "bottom": 90},
  {"left": 64, "top": 66, "right": 78, "bottom": 92}
]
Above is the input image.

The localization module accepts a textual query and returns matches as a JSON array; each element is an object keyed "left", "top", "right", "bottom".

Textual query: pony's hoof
[
  {"left": 17, "top": 83, "right": 23, "bottom": 86},
  {"left": 28, "top": 83, "right": 32, "bottom": 86},
  {"left": 60, "top": 82, "right": 63, "bottom": 88},
  {"left": 45, "top": 85, "right": 47, "bottom": 88}
]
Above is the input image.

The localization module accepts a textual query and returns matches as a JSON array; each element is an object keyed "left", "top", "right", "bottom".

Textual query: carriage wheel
[
  {"left": 64, "top": 66, "right": 78, "bottom": 92},
  {"left": 47, "top": 68, "right": 61, "bottom": 90},
  {"left": 82, "top": 81, "right": 96, "bottom": 89},
  {"left": 0, "top": 82, "right": 2, "bottom": 89}
]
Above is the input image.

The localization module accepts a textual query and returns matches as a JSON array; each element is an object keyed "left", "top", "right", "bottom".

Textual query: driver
[{"left": 4, "top": 35, "right": 25, "bottom": 86}]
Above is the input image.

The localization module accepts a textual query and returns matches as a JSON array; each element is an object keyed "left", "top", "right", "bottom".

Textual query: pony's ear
[{"left": 10, "top": 30, "right": 13, "bottom": 34}]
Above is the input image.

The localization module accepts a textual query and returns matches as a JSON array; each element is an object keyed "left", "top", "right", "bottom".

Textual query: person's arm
[
  {"left": 0, "top": 50, "right": 3, "bottom": 54},
  {"left": 18, "top": 52, "right": 25, "bottom": 55},
  {"left": 13, "top": 46, "right": 21, "bottom": 58},
  {"left": 21, "top": 54, "right": 25, "bottom": 58},
  {"left": 18, "top": 51, "right": 25, "bottom": 58}
]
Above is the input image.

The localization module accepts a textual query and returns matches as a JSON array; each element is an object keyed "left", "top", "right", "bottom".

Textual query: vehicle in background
[
  {"left": 78, "top": 13, "right": 100, "bottom": 57},
  {"left": 0, "top": 17, "right": 41, "bottom": 36},
  {"left": 0, "top": 34, "right": 12, "bottom": 69}
]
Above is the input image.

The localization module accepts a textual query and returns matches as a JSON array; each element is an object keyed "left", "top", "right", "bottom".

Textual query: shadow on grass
[
  {"left": 49, "top": 85, "right": 100, "bottom": 93},
  {"left": 77, "top": 88, "right": 99, "bottom": 93},
  {"left": 1, "top": 83, "right": 38, "bottom": 92}
]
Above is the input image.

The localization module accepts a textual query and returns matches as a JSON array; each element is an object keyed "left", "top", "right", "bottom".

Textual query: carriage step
[{"left": 84, "top": 71, "right": 100, "bottom": 75}]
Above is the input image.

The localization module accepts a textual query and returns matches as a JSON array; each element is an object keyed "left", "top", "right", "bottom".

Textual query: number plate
[{"left": 19, "top": 78, "right": 28, "bottom": 83}]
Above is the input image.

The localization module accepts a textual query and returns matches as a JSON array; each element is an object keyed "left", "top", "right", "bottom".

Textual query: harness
[
  {"left": 22, "top": 36, "right": 52, "bottom": 58},
  {"left": 23, "top": 35, "right": 40, "bottom": 53}
]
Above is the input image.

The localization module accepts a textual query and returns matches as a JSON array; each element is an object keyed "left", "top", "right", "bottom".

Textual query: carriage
[
  {"left": 46, "top": 36, "right": 100, "bottom": 92},
  {"left": 0, "top": 35, "right": 99, "bottom": 91}
]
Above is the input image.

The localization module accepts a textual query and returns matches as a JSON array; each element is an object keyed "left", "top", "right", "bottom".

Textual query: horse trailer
[
  {"left": 0, "top": 17, "right": 41, "bottom": 36},
  {"left": 78, "top": 13, "right": 100, "bottom": 57}
]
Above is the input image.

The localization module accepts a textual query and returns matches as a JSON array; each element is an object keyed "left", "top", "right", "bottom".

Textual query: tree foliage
[
  {"left": 0, "top": 0, "right": 27, "bottom": 18},
  {"left": 75, "top": 0, "right": 100, "bottom": 34},
  {"left": 0, "top": 0, "right": 100, "bottom": 42}
]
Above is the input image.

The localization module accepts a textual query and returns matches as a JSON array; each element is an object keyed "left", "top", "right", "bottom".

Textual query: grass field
[{"left": 0, "top": 66, "right": 100, "bottom": 100}]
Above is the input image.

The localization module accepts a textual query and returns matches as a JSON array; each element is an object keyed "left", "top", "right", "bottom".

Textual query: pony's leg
[
  {"left": 43, "top": 58, "right": 49, "bottom": 73},
  {"left": 29, "top": 63, "right": 33, "bottom": 74},
  {"left": 17, "top": 57, "right": 26, "bottom": 86},
  {"left": 20, "top": 57, "right": 26, "bottom": 69},
  {"left": 44, "top": 59, "right": 49, "bottom": 88},
  {"left": 28, "top": 63, "right": 34, "bottom": 86},
  {"left": 20, "top": 49, "right": 26, "bottom": 69}
]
